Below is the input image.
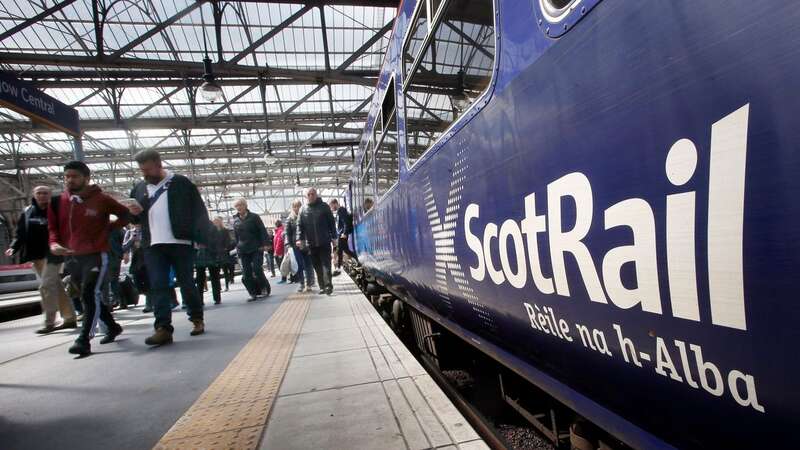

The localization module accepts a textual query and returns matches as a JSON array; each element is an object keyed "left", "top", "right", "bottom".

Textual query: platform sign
[{"left": 0, "top": 72, "right": 80, "bottom": 136}]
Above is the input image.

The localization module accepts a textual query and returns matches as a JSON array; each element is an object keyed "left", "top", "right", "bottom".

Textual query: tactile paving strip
[{"left": 154, "top": 293, "right": 310, "bottom": 450}]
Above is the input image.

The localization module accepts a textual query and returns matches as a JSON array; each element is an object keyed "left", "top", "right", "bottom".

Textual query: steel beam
[{"left": 0, "top": 0, "right": 79, "bottom": 42}]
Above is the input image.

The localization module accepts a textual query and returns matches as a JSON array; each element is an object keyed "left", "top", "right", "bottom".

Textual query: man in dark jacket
[
  {"left": 49, "top": 161, "right": 130, "bottom": 356},
  {"left": 233, "top": 198, "right": 271, "bottom": 301},
  {"left": 329, "top": 199, "right": 356, "bottom": 275},
  {"left": 298, "top": 188, "right": 336, "bottom": 295},
  {"left": 127, "top": 149, "right": 211, "bottom": 346},
  {"left": 6, "top": 186, "right": 76, "bottom": 334}
]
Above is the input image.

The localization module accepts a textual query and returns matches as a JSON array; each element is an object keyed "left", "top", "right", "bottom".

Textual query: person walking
[
  {"left": 298, "top": 188, "right": 336, "bottom": 295},
  {"left": 127, "top": 149, "right": 211, "bottom": 346},
  {"left": 123, "top": 224, "right": 151, "bottom": 311},
  {"left": 265, "top": 227, "right": 276, "bottom": 277},
  {"left": 329, "top": 198, "right": 356, "bottom": 275},
  {"left": 232, "top": 198, "right": 271, "bottom": 301},
  {"left": 6, "top": 186, "right": 77, "bottom": 334},
  {"left": 106, "top": 226, "right": 125, "bottom": 307},
  {"left": 285, "top": 200, "right": 315, "bottom": 293},
  {"left": 273, "top": 220, "right": 286, "bottom": 284},
  {"left": 195, "top": 217, "right": 231, "bottom": 305},
  {"left": 48, "top": 161, "right": 129, "bottom": 356}
]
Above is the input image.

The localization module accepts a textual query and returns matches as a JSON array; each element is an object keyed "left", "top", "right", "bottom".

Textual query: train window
[
  {"left": 376, "top": 114, "right": 398, "bottom": 199},
  {"left": 361, "top": 160, "right": 375, "bottom": 214},
  {"left": 403, "top": 2, "right": 428, "bottom": 81},
  {"left": 374, "top": 75, "right": 399, "bottom": 201},
  {"left": 381, "top": 77, "right": 396, "bottom": 131},
  {"left": 404, "top": 0, "right": 496, "bottom": 168}
]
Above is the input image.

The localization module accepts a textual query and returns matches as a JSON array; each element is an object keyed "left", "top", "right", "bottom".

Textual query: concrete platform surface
[
  {"left": 0, "top": 277, "right": 292, "bottom": 450},
  {"left": 0, "top": 273, "right": 487, "bottom": 450},
  {"left": 260, "top": 277, "right": 487, "bottom": 450}
]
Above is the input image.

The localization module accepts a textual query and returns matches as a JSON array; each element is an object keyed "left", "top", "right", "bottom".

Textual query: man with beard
[
  {"left": 48, "top": 162, "right": 130, "bottom": 356},
  {"left": 127, "top": 149, "right": 211, "bottom": 346},
  {"left": 6, "top": 186, "right": 76, "bottom": 334}
]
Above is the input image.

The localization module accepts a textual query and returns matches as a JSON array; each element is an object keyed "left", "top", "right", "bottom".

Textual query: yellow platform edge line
[{"left": 153, "top": 293, "right": 311, "bottom": 450}]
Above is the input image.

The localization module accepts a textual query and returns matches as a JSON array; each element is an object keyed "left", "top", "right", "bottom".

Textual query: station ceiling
[{"left": 0, "top": 0, "right": 399, "bottom": 214}]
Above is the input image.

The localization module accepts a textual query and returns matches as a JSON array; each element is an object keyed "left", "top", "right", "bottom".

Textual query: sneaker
[
  {"left": 297, "top": 284, "right": 305, "bottom": 293},
  {"left": 325, "top": 287, "right": 333, "bottom": 296},
  {"left": 304, "top": 285, "right": 312, "bottom": 293},
  {"left": 190, "top": 319, "right": 205, "bottom": 336},
  {"left": 99, "top": 324, "right": 123, "bottom": 344},
  {"left": 145, "top": 327, "right": 173, "bottom": 346},
  {"left": 317, "top": 289, "right": 326, "bottom": 295},
  {"left": 54, "top": 320, "right": 78, "bottom": 330},
  {"left": 247, "top": 296, "right": 258, "bottom": 302},
  {"left": 68, "top": 338, "right": 91, "bottom": 356},
  {"left": 36, "top": 325, "right": 56, "bottom": 334}
]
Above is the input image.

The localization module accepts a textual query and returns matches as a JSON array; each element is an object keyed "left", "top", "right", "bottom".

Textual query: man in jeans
[
  {"left": 232, "top": 198, "right": 271, "bottom": 301},
  {"left": 127, "top": 149, "right": 211, "bottom": 346},
  {"left": 48, "top": 161, "right": 130, "bottom": 356},
  {"left": 298, "top": 188, "right": 336, "bottom": 295},
  {"left": 6, "top": 186, "right": 76, "bottom": 333}
]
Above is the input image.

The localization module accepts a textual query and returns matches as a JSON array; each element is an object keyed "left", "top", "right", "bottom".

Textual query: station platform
[{"left": 0, "top": 272, "right": 486, "bottom": 450}]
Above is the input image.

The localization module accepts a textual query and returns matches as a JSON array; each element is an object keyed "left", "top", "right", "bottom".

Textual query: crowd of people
[{"left": 4, "top": 149, "right": 356, "bottom": 357}]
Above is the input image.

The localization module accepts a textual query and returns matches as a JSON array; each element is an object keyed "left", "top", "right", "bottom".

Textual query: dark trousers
[
  {"left": 144, "top": 244, "right": 203, "bottom": 332},
  {"left": 309, "top": 245, "right": 333, "bottom": 291},
  {"left": 265, "top": 252, "right": 275, "bottom": 276},
  {"left": 106, "top": 256, "right": 122, "bottom": 305},
  {"left": 336, "top": 236, "right": 357, "bottom": 268},
  {"left": 65, "top": 253, "right": 119, "bottom": 341},
  {"left": 196, "top": 265, "right": 222, "bottom": 304},
  {"left": 222, "top": 263, "right": 234, "bottom": 289},
  {"left": 240, "top": 251, "right": 270, "bottom": 297}
]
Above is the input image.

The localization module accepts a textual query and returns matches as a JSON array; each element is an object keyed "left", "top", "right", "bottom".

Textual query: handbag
[{"left": 280, "top": 252, "right": 292, "bottom": 277}]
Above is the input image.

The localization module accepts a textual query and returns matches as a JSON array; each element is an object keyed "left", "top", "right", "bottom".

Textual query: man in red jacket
[{"left": 48, "top": 161, "right": 131, "bottom": 356}]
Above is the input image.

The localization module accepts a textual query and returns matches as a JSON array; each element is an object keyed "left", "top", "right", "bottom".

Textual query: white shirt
[{"left": 146, "top": 171, "right": 191, "bottom": 246}]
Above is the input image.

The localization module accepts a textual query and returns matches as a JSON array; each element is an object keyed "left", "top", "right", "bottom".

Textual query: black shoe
[
  {"left": 53, "top": 320, "right": 78, "bottom": 330},
  {"left": 68, "top": 339, "right": 91, "bottom": 356},
  {"left": 325, "top": 287, "right": 333, "bottom": 296},
  {"left": 142, "top": 307, "right": 153, "bottom": 313},
  {"left": 36, "top": 325, "right": 56, "bottom": 334},
  {"left": 317, "top": 289, "right": 326, "bottom": 295},
  {"left": 99, "top": 325, "right": 123, "bottom": 344},
  {"left": 214, "top": 300, "right": 221, "bottom": 305},
  {"left": 332, "top": 270, "right": 341, "bottom": 277}
]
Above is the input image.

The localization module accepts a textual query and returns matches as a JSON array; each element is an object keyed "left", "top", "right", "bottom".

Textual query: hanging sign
[{"left": 0, "top": 72, "right": 80, "bottom": 136}]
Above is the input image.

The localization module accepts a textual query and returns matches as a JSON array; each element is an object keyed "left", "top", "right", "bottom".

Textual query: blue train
[{"left": 348, "top": 0, "right": 799, "bottom": 448}]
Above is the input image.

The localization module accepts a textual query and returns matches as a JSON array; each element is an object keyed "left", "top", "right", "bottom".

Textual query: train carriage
[{"left": 350, "top": 0, "right": 800, "bottom": 448}]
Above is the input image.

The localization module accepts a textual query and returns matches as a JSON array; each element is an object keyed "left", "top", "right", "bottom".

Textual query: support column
[{"left": 72, "top": 134, "right": 84, "bottom": 161}]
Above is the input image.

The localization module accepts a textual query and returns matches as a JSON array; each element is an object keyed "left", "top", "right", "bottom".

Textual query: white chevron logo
[{"left": 424, "top": 147, "right": 495, "bottom": 329}]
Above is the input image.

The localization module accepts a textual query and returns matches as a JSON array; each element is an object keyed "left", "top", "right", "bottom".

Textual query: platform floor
[{"left": 0, "top": 273, "right": 486, "bottom": 450}]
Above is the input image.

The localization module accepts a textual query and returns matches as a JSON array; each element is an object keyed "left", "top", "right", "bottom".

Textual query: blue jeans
[{"left": 144, "top": 244, "right": 203, "bottom": 332}]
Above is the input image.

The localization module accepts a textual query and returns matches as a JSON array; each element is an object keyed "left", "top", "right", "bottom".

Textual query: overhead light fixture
[
  {"left": 263, "top": 140, "right": 276, "bottom": 165},
  {"left": 199, "top": 6, "right": 223, "bottom": 103},
  {"left": 200, "top": 57, "right": 223, "bottom": 103}
]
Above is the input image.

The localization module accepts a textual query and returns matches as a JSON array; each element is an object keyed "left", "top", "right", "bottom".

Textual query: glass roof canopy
[{"left": 0, "top": 0, "right": 398, "bottom": 214}]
